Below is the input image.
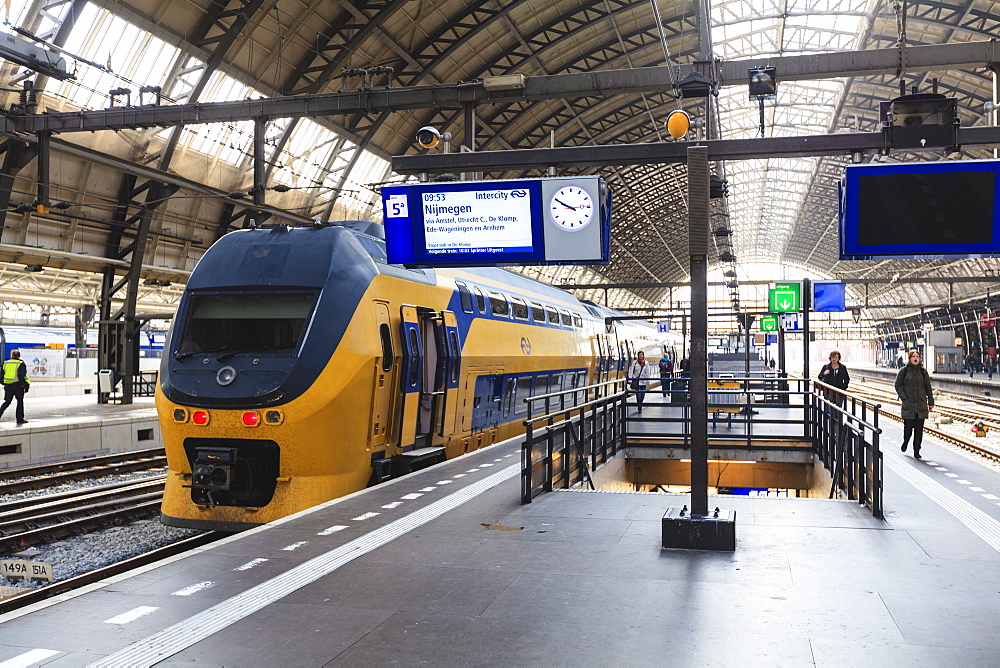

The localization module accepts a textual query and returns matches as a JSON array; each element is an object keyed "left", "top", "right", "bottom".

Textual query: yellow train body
[{"left": 159, "top": 225, "right": 668, "bottom": 531}]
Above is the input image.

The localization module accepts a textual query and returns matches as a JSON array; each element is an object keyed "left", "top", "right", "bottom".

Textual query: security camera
[{"left": 415, "top": 126, "right": 451, "bottom": 149}]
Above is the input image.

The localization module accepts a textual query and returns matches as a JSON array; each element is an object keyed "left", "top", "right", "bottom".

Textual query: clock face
[{"left": 549, "top": 186, "right": 594, "bottom": 231}]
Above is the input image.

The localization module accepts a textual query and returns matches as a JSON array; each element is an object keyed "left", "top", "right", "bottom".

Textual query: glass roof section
[
  {"left": 22, "top": 1, "right": 390, "bottom": 221},
  {"left": 711, "top": 0, "right": 876, "bottom": 262}
]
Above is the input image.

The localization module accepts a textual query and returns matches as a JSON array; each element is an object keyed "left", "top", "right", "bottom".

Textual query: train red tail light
[
  {"left": 242, "top": 411, "right": 261, "bottom": 427},
  {"left": 192, "top": 411, "right": 210, "bottom": 425}
]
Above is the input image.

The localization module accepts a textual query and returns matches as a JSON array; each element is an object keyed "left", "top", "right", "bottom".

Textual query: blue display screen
[
  {"left": 383, "top": 180, "right": 545, "bottom": 265},
  {"left": 840, "top": 160, "right": 1000, "bottom": 259},
  {"left": 812, "top": 281, "right": 846, "bottom": 312}
]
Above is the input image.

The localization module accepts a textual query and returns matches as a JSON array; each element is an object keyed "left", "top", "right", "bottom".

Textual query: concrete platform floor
[{"left": 1, "top": 415, "right": 999, "bottom": 666}]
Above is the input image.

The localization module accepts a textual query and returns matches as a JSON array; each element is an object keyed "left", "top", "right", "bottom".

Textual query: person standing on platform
[
  {"left": 966, "top": 352, "right": 976, "bottom": 378},
  {"left": 0, "top": 350, "right": 30, "bottom": 424},
  {"left": 658, "top": 355, "right": 673, "bottom": 400},
  {"left": 895, "top": 349, "right": 934, "bottom": 459},
  {"left": 629, "top": 351, "right": 654, "bottom": 412},
  {"left": 817, "top": 350, "right": 850, "bottom": 407},
  {"left": 989, "top": 356, "right": 997, "bottom": 381}
]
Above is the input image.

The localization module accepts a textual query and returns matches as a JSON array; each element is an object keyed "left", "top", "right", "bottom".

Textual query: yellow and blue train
[{"left": 158, "top": 221, "right": 675, "bottom": 531}]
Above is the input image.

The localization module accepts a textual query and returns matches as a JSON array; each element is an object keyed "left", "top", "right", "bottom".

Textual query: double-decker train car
[{"left": 158, "top": 221, "right": 677, "bottom": 531}]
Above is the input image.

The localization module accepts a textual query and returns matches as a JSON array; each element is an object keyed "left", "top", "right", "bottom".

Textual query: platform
[
  {"left": 2, "top": 410, "right": 999, "bottom": 666},
  {"left": 0, "top": 395, "right": 158, "bottom": 470}
]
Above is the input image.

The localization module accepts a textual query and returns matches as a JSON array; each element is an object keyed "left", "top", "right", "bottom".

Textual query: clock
[{"left": 549, "top": 185, "right": 594, "bottom": 231}]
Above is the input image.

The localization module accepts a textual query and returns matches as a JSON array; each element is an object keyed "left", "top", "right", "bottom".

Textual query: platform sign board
[
  {"left": 382, "top": 176, "right": 611, "bottom": 267},
  {"left": 780, "top": 313, "right": 802, "bottom": 332},
  {"left": 980, "top": 312, "right": 996, "bottom": 328},
  {"left": 759, "top": 315, "right": 778, "bottom": 332},
  {"left": 812, "top": 281, "right": 846, "bottom": 312},
  {"left": 839, "top": 159, "right": 1000, "bottom": 260},
  {"left": 768, "top": 282, "right": 801, "bottom": 313},
  {"left": 657, "top": 320, "right": 671, "bottom": 333}
]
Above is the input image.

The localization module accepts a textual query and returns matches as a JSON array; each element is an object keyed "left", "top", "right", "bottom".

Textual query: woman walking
[
  {"left": 629, "top": 351, "right": 654, "bottom": 412},
  {"left": 895, "top": 349, "right": 934, "bottom": 459}
]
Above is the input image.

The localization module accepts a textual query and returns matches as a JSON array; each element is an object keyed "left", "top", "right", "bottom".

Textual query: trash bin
[{"left": 98, "top": 369, "right": 115, "bottom": 394}]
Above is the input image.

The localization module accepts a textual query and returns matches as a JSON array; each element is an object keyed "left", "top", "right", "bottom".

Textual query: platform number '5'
[{"left": 387, "top": 194, "right": 408, "bottom": 218}]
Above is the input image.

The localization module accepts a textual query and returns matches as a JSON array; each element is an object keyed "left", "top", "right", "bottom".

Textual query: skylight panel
[{"left": 45, "top": 4, "right": 179, "bottom": 111}]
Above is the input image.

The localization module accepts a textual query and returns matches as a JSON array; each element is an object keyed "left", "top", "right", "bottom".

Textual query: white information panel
[{"left": 421, "top": 188, "right": 532, "bottom": 255}]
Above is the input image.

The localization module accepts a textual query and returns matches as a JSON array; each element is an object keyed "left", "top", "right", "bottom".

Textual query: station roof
[{"left": 0, "top": 0, "right": 997, "bottom": 324}]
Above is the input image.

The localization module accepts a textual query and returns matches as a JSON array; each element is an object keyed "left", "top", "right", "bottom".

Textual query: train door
[
  {"left": 439, "top": 311, "right": 462, "bottom": 438},
  {"left": 398, "top": 305, "right": 422, "bottom": 450},
  {"left": 369, "top": 301, "right": 394, "bottom": 449}
]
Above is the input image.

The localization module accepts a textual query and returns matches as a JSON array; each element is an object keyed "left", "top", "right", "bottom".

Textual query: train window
[
  {"left": 408, "top": 329, "right": 420, "bottom": 387},
  {"left": 176, "top": 292, "right": 315, "bottom": 356},
  {"left": 546, "top": 306, "right": 560, "bottom": 325},
  {"left": 503, "top": 378, "right": 515, "bottom": 417},
  {"left": 510, "top": 297, "right": 529, "bottom": 320},
  {"left": 489, "top": 291, "right": 510, "bottom": 317},
  {"left": 379, "top": 323, "right": 393, "bottom": 372},
  {"left": 449, "top": 331, "right": 460, "bottom": 384},
  {"left": 455, "top": 281, "right": 473, "bottom": 313},
  {"left": 514, "top": 376, "right": 532, "bottom": 416},
  {"left": 472, "top": 286, "right": 487, "bottom": 314},
  {"left": 533, "top": 374, "right": 549, "bottom": 397},
  {"left": 573, "top": 313, "right": 583, "bottom": 328},
  {"left": 530, "top": 302, "right": 545, "bottom": 322},
  {"left": 560, "top": 310, "right": 573, "bottom": 327},
  {"left": 550, "top": 373, "right": 564, "bottom": 408}
]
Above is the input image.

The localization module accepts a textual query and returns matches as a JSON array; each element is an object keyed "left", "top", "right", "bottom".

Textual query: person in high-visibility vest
[{"left": 0, "top": 349, "right": 29, "bottom": 424}]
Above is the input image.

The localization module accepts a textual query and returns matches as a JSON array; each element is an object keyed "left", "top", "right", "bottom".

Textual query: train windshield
[{"left": 175, "top": 292, "right": 316, "bottom": 357}]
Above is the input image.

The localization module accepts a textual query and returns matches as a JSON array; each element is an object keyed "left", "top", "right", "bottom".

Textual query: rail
[
  {"left": 808, "top": 379, "right": 884, "bottom": 518},
  {"left": 521, "top": 373, "right": 884, "bottom": 518},
  {"left": 521, "top": 378, "right": 626, "bottom": 503}
]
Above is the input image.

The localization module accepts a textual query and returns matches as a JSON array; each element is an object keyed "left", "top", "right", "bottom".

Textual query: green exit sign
[
  {"left": 759, "top": 315, "right": 779, "bottom": 332},
  {"left": 769, "top": 282, "right": 802, "bottom": 313}
]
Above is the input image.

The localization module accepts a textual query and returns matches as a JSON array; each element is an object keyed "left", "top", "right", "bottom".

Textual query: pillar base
[{"left": 661, "top": 506, "right": 736, "bottom": 551}]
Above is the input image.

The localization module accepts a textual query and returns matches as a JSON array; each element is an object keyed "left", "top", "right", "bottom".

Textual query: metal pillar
[
  {"left": 802, "top": 278, "right": 812, "bottom": 381},
  {"left": 253, "top": 116, "right": 267, "bottom": 222},
  {"left": 687, "top": 145, "right": 710, "bottom": 518},
  {"left": 35, "top": 131, "right": 50, "bottom": 212}
]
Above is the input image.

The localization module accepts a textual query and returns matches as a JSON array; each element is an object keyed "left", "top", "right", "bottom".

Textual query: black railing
[
  {"left": 809, "top": 379, "right": 883, "bottom": 518},
  {"left": 521, "top": 378, "right": 626, "bottom": 504},
  {"left": 624, "top": 374, "right": 808, "bottom": 451},
  {"left": 520, "top": 373, "right": 884, "bottom": 518}
]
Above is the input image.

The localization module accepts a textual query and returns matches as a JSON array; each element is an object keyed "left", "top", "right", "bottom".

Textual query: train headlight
[
  {"left": 192, "top": 410, "right": 210, "bottom": 425},
  {"left": 217, "top": 366, "right": 237, "bottom": 386},
  {"left": 265, "top": 410, "right": 283, "bottom": 425},
  {"left": 242, "top": 411, "right": 261, "bottom": 427},
  {"left": 173, "top": 408, "right": 188, "bottom": 422}
]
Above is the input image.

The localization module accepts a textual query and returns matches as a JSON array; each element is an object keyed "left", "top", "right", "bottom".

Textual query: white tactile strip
[
  {"left": 0, "top": 649, "right": 62, "bottom": 667},
  {"left": 104, "top": 606, "right": 159, "bottom": 625},
  {"left": 171, "top": 581, "right": 214, "bottom": 597},
  {"left": 884, "top": 455, "right": 1000, "bottom": 552},
  {"left": 87, "top": 463, "right": 519, "bottom": 667}
]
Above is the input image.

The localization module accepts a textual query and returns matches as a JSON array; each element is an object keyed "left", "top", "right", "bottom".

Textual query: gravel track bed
[
  {"left": 0, "top": 519, "right": 203, "bottom": 591},
  {"left": 1, "top": 468, "right": 202, "bottom": 594},
  {"left": 1, "top": 467, "right": 168, "bottom": 504}
]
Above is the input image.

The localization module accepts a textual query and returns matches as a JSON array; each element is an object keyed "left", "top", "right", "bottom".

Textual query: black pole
[
  {"left": 802, "top": 278, "right": 812, "bottom": 381},
  {"left": 688, "top": 145, "right": 709, "bottom": 518}
]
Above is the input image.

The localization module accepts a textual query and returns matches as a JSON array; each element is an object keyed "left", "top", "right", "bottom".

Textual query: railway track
[
  {"left": 0, "top": 531, "right": 224, "bottom": 615},
  {"left": 0, "top": 476, "right": 167, "bottom": 553},
  {"left": 849, "top": 379, "right": 1000, "bottom": 462},
  {"left": 0, "top": 448, "right": 167, "bottom": 495}
]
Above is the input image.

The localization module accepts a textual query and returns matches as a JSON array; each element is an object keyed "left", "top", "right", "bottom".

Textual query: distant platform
[
  {"left": 2, "top": 414, "right": 998, "bottom": 665},
  {"left": 853, "top": 364, "right": 1000, "bottom": 398},
  {"left": 0, "top": 394, "right": 157, "bottom": 469}
]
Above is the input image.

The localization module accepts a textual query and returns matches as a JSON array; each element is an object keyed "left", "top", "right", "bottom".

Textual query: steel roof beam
[
  {"left": 5, "top": 40, "right": 996, "bottom": 134},
  {"left": 393, "top": 125, "right": 1000, "bottom": 173}
]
